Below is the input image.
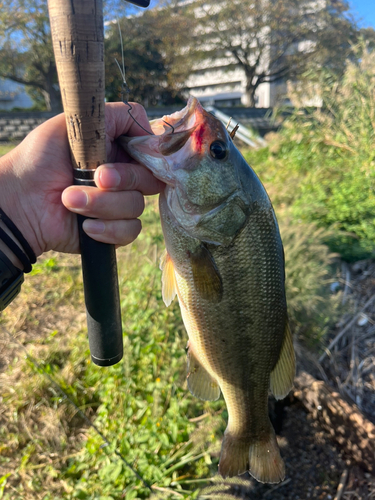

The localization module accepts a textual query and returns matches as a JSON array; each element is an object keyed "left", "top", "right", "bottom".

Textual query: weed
[{"left": 245, "top": 41, "right": 375, "bottom": 261}]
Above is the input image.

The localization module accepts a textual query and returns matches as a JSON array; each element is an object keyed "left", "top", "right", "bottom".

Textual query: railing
[{"left": 206, "top": 106, "right": 267, "bottom": 149}]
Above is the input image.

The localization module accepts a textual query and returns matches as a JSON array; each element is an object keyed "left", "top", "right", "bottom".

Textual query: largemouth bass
[{"left": 119, "top": 97, "right": 295, "bottom": 484}]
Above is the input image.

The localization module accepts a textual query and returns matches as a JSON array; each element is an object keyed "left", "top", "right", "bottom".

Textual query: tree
[
  {"left": 105, "top": 4, "right": 193, "bottom": 106},
  {"left": 186, "top": 0, "right": 360, "bottom": 106},
  {"left": 0, "top": 0, "right": 61, "bottom": 111},
  {"left": 0, "top": 0, "right": 165, "bottom": 111}
]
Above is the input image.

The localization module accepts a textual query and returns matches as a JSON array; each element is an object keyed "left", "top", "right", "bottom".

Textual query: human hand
[{"left": 0, "top": 102, "right": 164, "bottom": 265}]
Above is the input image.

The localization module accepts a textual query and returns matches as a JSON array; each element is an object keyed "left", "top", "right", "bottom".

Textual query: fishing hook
[
  {"left": 230, "top": 123, "right": 240, "bottom": 139},
  {"left": 162, "top": 119, "right": 175, "bottom": 134}
]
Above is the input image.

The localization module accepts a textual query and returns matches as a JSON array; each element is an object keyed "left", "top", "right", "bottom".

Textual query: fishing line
[
  {"left": 115, "top": 18, "right": 175, "bottom": 135},
  {"left": 115, "top": 18, "right": 153, "bottom": 136},
  {"left": 1, "top": 324, "right": 152, "bottom": 492}
]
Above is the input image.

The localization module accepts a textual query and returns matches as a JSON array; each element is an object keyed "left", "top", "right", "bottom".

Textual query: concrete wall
[
  {"left": 0, "top": 105, "right": 281, "bottom": 142},
  {"left": 0, "top": 111, "right": 55, "bottom": 141}
]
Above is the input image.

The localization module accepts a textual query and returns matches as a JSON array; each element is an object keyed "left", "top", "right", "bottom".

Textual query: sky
[{"left": 348, "top": 0, "right": 375, "bottom": 28}]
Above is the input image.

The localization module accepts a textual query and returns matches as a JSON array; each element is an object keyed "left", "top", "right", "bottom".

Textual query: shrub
[
  {"left": 279, "top": 218, "right": 340, "bottom": 349},
  {"left": 246, "top": 41, "right": 375, "bottom": 261}
]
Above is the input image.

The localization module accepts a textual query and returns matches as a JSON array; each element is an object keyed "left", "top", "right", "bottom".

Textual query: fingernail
[
  {"left": 83, "top": 219, "right": 105, "bottom": 234},
  {"left": 64, "top": 190, "right": 88, "bottom": 210},
  {"left": 98, "top": 164, "right": 121, "bottom": 189}
]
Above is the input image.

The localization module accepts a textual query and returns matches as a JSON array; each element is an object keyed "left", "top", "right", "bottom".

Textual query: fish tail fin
[
  {"left": 218, "top": 431, "right": 250, "bottom": 478},
  {"left": 218, "top": 430, "right": 285, "bottom": 484},
  {"left": 248, "top": 431, "right": 285, "bottom": 484}
]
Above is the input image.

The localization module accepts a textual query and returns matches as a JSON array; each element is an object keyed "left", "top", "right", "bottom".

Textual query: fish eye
[{"left": 210, "top": 140, "right": 227, "bottom": 160}]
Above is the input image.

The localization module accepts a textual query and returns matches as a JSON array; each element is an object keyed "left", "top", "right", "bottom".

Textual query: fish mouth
[
  {"left": 151, "top": 97, "right": 203, "bottom": 136},
  {"left": 151, "top": 98, "right": 203, "bottom": 157},
  {"left": 119, "top": 96, "right": 220, "bottom": 185},
  {"left": 154, "top": 96, "right": 228, "bottom": 162}
]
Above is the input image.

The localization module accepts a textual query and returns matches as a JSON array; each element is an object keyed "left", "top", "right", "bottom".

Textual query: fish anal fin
[
  {"left": 187, "top": 346, "right": 220, "bottom": 401},
  {"left": 190, "top": 245, "right": 223, "bottom": 303},
  {"left": 270, "top": 321, "right": 296, "bottom": 400},
  {"left": 160, "top": 249, "right": 177, "bottom": 307}
]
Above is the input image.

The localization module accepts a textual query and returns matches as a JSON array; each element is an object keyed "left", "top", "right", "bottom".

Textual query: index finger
[
  {"left": 94, "top": 162, "right": 165, "bottom": 196},
  {"left": 105, "top": 101, "right": 153, "bottom": 140}
]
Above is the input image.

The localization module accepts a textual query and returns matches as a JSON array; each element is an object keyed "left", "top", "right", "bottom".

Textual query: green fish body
[{"left": 119, "top": 97, "right": 295, "bottom": 483}]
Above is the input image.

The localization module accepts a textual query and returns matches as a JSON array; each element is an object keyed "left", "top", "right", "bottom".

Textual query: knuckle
[
  {"left": 115, "top": 219, "right": 142, "bottom": 246},
  {"left": 125, "top": 166, "right": 139, "bottom": 191},
  {"left": 130, "top": 191, "right": 145, "bottom": 218}
]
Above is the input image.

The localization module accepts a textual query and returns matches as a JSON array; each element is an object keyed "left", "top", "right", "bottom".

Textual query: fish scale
[{"left": 119, "top": 96, "right": 296, "bottom": 484}]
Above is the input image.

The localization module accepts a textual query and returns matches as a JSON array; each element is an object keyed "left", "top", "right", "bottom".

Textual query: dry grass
[
  {"left": 320, "top": 259, "right": 375, "bottom": 421},
  {"left": 0, "top": 252, "right": 91, "bottom": 498}
]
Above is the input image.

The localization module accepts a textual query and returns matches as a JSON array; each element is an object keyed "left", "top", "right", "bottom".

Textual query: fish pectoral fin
[
  {"left": 270, "top": 321, "right": 296, "bottom": 400},
  {"left": 160, "top": 249, "right": 177, "bottom": 307},
  {"left": 190, "top": 245, "right": 223, "bottom": 303},
  {"left": 187, "top": 346, "right": 221, "bottom": 401}
]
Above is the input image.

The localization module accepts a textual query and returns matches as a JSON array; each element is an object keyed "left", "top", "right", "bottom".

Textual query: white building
[
  {"left": 0, "top": 78, "right": 33, "bottom": 111},
  {"left": 186, "top": 66, "right": 288, "bottom": 108},
  {"left": 183, "top": 0, "right": 322, "bottom": 108}
]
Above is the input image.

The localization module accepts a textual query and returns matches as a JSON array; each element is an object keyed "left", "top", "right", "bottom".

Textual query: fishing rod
[{"left": 47, "top": 0, "right": 149, "bottom": 367}]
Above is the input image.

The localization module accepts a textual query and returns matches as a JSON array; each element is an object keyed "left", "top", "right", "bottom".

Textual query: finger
[
  {"left": 105, "top": 101, "right": 152, "bottom": 140},
  {"left": 82, "top": 218, "right": 142, "bottom": 246},
  {"left": 62, "top": 186, "right": 145, "bottom": 219},
  {"left": 94, "top": 163, "right": 165, "bottom": 195}
]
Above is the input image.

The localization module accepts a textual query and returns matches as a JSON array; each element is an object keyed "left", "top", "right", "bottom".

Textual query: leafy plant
[
  {"left": 0, "top": 201, "right": 225, "bottom": 499},
  {"left": 246, "top": 41, "right": 375, "bottom": 261}
]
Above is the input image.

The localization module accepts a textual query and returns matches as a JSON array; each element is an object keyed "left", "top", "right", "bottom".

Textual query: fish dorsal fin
[
  {"left": 160, "top": 249, "right": 177, "bottom": 307},
  {"left": 190, "top": 245, "right": 223, "bottom": 303},
  {"left": 230, "top": 123, "right": 239, "bottom": 139},
  {"left": 187, "top": 342, "right": 221, "bottom": 401},
  {"left": 270, "top": 321, "right": 296, "bottom": 400}
]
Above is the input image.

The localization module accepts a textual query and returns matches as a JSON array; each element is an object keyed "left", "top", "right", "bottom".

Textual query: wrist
[{"left": 0, "top": 149, "right": 43, "bottom": 262}]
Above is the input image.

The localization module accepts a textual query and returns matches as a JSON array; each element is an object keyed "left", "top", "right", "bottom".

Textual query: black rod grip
[{"left": 75, "top": 174, "right": 123, "bottom": 367}]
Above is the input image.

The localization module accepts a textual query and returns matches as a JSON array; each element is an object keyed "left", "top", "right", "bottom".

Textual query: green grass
[
  {"left": 0, "top": 199, "right": 226, "bottom": 499},
  {"left": 1, "top": 73, "right": 359, "bottom": 496},
  {"left": 0, "top": 143, "right": 17, "bottom": 157}
]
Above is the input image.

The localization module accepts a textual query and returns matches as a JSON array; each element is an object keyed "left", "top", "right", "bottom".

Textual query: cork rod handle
[{"left": 48, "top": 0, "right": 123, "bottom": 366}]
